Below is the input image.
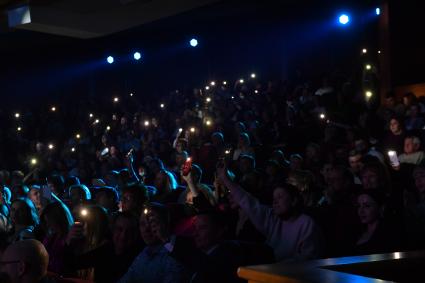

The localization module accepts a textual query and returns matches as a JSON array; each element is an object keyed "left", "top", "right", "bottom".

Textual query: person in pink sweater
[{"left": 217, "top": 166, "right": 323, "bottom": 261}]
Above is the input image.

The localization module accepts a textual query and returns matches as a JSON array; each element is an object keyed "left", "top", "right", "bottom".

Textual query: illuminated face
[
  {"left": 389, "top": 119, "right": 401, "bottom": 135},
  {"left": 28, "top": 189, "right": 41, "bottom": 207},
  {"left": 349, "top": 154, "right": 364, "bottom": 174},
  {"left": 404, "top": 138, "right": 418, "bottom": 155},
  {"left": 357, "top": 194, "right": 380, "bottom": 224}
]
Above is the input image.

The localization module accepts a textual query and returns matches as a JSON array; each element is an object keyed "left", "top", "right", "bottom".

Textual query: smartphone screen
[
  {"left": 388, "top": 151, "right": 400, "bottom": 167},
  {"left": 41, "top": 185, "right": 53, "bottom": 201}
]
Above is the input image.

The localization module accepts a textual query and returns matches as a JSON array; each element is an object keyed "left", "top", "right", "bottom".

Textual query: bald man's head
[{"left": 1, "top": 240, "right": 48, "bottom": 283}]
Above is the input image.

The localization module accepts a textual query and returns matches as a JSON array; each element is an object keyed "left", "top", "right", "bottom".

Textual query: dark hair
[
  {"left": 11, "top": 198, "right": 39, "bottom": 227},
  {"left": 95, "top": 186, "right": 119, "bottom": 203},
  {"left": 274, "top": 183, "right": 304, "bottom": 215},
  {"left": 357, "top": 189, "right": 386, "bottom": 207},
  {"left": 46, "top": 174, "right": 65, "bottom": 195},
  {"left": 121, "top": 183, "right": 148, "bottom": 206},
  {"left": 41, "top": 202, "right": 74, "bottom": 236}
]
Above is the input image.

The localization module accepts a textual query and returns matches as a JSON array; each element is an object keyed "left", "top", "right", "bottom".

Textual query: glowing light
[
  {"left": 106, "top": 125, "right": 111, "bottom": 131},
  {"left": 393, "top": 252, "right": 401, "bottom": 259},
  {"left": 362, "top": 48, "right": 367, "bottom": 54},
  {"left": 144, "top": 120, "right": 149, "bottom": 126},
  {"left": 133, "top": 52, "right": 141, "bottom": 60},
  {"left": 320, "top": 113, "right": 326, "bottom": 119},
  {"left": 31, "top": 158, "right": 37, "bottom": 165},
  {"left": 366, "top": 64, "right": 372, "bottom": 70},
  {"left": 338, "top": 14, "right": 350, "bottom": 25},
  {"left": 81, "top": 209, "right": 88, "bottom": 217},
  {"left": 144, "top": 208, "right": 148, "bottom": 215},
  {"left": 89, "top": 113, "right": 94, "bottom": 118},
  {"left": 178, "top": 128, "right": 183, "bottom": 132},
  {"left": 160, "top": 103, "right": 165, "bottom": 108},
  {"left": 113, "top": 97, "right": 119, "bottom": 103},
  {"left": 17, "top": 127, "right": 22, "bottom": 132},
  {"left": 94, "top": 119, "right": 100, "bottom": 124},
  {"left": 206, "top": 120, "right": 211, "bottom": 126},
  {"left": 225, "top": 150, "right": 230, "bottom": 154},
  {"left": 14, "top": 113, "right": 20, "bottom": 118},
  {"left": 190, "top": 127, "right": 195, "bottom": 133},
  {"left": 106, "top": 56, "right": 114, "bottom": 64},
  {"left": 378, "top": 50, "right": 381, "bottom": 54},
  {"left": 206, "top": 97, "right": 211, "bottom": 103},
  {"left": 51, "top": 106, "right": 56, "bottom": 112},
  {"left": 210, "top": 81, "right": 216, "bottom": 86},
  {"left": 130, "top": 92, "right": 134, "bottom": 97},
  {"left": 190, "top": 38, "right": 198, "bottom": 47},
  {"left": 71, "top": 147, "right": 76, "bottom": 152},
  {"left": 254, "top": 90, "right": 259, "bottom": 94},
  {"left": 365, "top": 90, "right": 373, "bottom": 98},
  {"left": 239, "top": 79, "right": 244, "bottom": 84},
  {"left": 231, "top": 96, "right": 235, "bottom": 99},
  {"left": 375, "top": 7, "right": 380, "bottom": 15},
  {"left": 251, "top": 73, "right": 256, "bottom": 78},
  {"left": 223, "top": 81, "right": 227, "bottom": 85},
  {"left": 48, "top": 144, "right": 54, "bottom": 150},
  {"left": 76, "top": 134, "right": 81, "bottom": 139},
  {"left": 205, "top": 86, "right": 210, "bottom": 90}
]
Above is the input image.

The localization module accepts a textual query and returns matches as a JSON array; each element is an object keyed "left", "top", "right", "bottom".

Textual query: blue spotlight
[
  {"left": 375, "top": 8, "right": 380, "bottom": 15},
  {"left": 106, "top": 56, "right": 114, "bottom": 64},
  {"left": 338, "top": 14, "right": 350, "bottom": 25},
  {"left": 190, "top": 38, "right": 198, "bottom": 47},
  {"left": 133, "top": 52, "right": 141, "bottom": 60}
]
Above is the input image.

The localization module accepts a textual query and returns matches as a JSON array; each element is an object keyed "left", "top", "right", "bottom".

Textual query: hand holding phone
[{"left": 388, "top": 151, "right": 400, "bottom": 167}]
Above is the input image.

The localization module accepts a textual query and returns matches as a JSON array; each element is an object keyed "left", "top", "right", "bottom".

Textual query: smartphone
[
  {"left": 388, "top": 151, "right": 400, "bottom": 167},
  {"left": 101, "top": 147, "right": 109, "bottom": 156},
  {"left": 182, "top": 157, "right": 192, "bottom": 176},
  {"left": 41, "top": 185, "right": 53, "bottom": 201}
]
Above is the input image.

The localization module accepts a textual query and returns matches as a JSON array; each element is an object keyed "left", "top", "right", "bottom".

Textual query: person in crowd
[
  {"left": 352, "top": 190, "right": 401, "bottom": 255},
  {"left": 27, "top": 185, "right": 43, "bottom": 215},
  {"left": 405, "top": 104, "right": 425, "bottom": 131},
  {"left": 217, "top": 165, "right": 323, "bottom": 261},
  {"left": 382, "top": 116, "right": 406, "bottom": 154},
  {"left": 94, "top": 186, "right": 119, "bottom": 213},
  {"left": 40, "top": 201, "right": 73, "bottom": 274},
  {"left": 68, "top": 184, "right": 91, "bottom": 212},
  {"left": 64, "top": 205, "right": 114, "bottom": 282},
  {"left": 179, "top": 164, "right": 216, "bottom": 210},
  {"left": 398, "top": 136, "right": 425, "bottom": 165},
  {"left": 151, "top": 169, "right": 180, "bottom": 203},
  {"left": 348, "top": 150, "right": 364, "bottom": 185},
  {"left": 46, "top": 175, "right": 65, "bottom": 200},
  {"left": 120, "top": 183, "right": 148, "bottom": 217},
  {"left": 404, "top": 165, "right": 425, "bottom": 249},
  {"left": 9, "top": 198, "right": 39, "bottom": 242},
  {"left": 118, "top": 203, "right": 184, "bottom": 283},
  {"left": 232, "top": 133, "right": 255, "bottom": 161},
  {"left": 0, "top": 239, "right": 49, "bottom": 283},
  {"left": 110, "top": 212, "right": 144, "bottom": 282},
  {"left": 360, "top": 161, "right": 392, "bottom": 192}
]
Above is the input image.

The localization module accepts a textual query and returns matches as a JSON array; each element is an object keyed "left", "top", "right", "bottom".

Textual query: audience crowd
[{"left": 1, "top": 67, "right": 425, "bottom": 283}]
